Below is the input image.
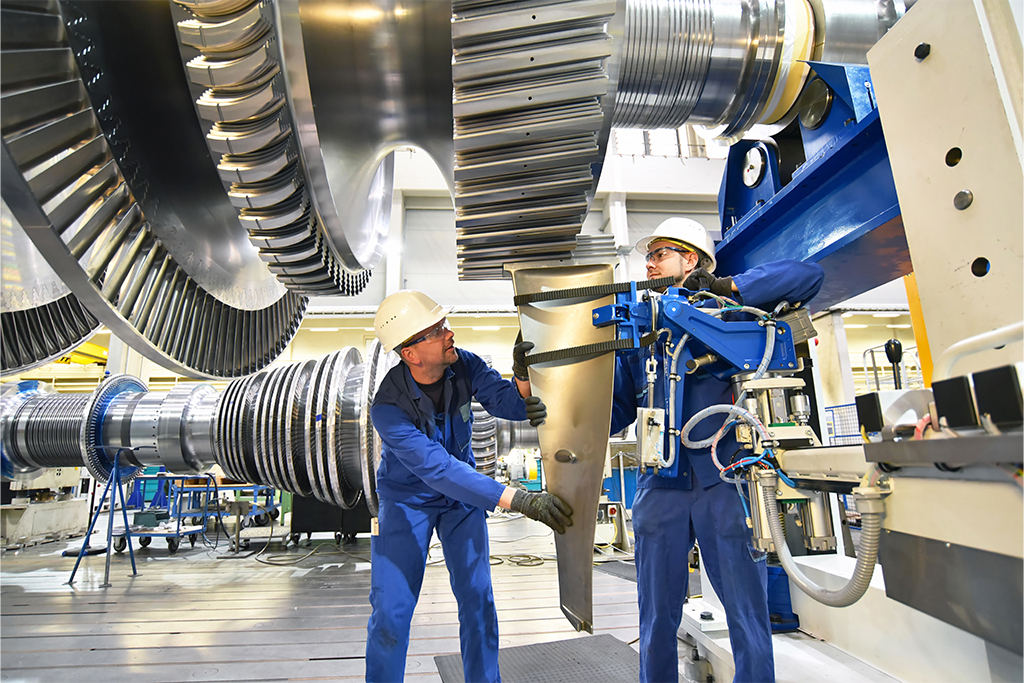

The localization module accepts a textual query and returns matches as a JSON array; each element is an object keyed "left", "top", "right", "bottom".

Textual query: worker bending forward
[
  {"left": 367, "top": 290, "right": 572, "bottom": 683},
  {"left": 612, "top": 218, "right": 824, "bottom": 683}
]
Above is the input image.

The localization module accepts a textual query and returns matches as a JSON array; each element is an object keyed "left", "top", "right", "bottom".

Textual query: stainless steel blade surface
[{"left": 508, "top": 259, "right": 617, "bottom": 633}]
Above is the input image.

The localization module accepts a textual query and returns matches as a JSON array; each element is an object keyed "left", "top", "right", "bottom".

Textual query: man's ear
[{"left": 399, "top": 346, "right": 417, "bottom": 365}]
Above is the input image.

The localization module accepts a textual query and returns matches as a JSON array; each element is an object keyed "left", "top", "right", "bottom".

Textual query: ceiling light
[
  {"left": 363, "top": 328, "right": 375, "bottom": 332},
  {"left": 886, "top": 324, "right": 912, "bottom": 329},
  {"left": 872, "top": 312, "right": 902, "bottom": 318},
  {"left": 841, "top": 312, "right": 855, "bottom": 318},
  {"left": 844, "top": 324, "right": 868, "bottom": 329},
  {"left": 472, "top": 326, "right": 501, "bottom": 331},
  {"left": 309, "top": 327, "right": 339, "bottom": 332}
]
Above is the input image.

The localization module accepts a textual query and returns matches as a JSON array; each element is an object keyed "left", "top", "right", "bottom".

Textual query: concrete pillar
[
  {"left": 603, "top": 192, "right": 631, "bottom": 280},
  {"left": 385, "top": 190, "right": 406, "bottom": 295},
  {"left": 812, "top": 311, "right": 856, "bottom": 407}
]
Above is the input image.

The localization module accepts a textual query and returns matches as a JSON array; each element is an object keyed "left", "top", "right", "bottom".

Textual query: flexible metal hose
[{"left": 762, "top": 476, "right": 883, "bottom": 607}]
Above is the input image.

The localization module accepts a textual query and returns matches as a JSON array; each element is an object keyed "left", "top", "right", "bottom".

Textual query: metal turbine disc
[
  {"left": 0, "top": 201, "right": 100, "bottom": 376},
  {"left": 303, "top": 352, "right": 337, "bottom": 505},
  {"left": 0, "top": 1, "right": 308, "bottom": 379},
  {"left": 328, "top": 346, "right": 363, "bottom": 510},
  {"left": 80, "top": 373, "right": 148, "bottom": 484},
  {"left": 359, "top": 339, "right": 400, "bottom": 517},
  {"left": 285, "top": 359, "right": 317, "bottom": 497}
]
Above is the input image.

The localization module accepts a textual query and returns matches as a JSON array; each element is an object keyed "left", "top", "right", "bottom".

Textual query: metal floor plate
[{"left": 435, "top": 633, "right": 640, "bottom": 683}]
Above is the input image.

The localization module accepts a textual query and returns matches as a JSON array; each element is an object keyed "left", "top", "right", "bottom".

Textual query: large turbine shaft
[{"left": 0, "top": 342, "right": 400, "bottom": 515}]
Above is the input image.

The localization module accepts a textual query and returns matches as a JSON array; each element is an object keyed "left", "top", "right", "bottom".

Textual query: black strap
[
  {"left": 525, "top": 331, "right": 659, "bottom": 366},
  {"left": 513, "top": 276, "right": 676, "bottom": 306}
]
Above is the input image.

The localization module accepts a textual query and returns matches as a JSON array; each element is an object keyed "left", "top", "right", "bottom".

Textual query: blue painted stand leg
[
  {"left": 115, "top": 458, "right": 138, "bottom": 577},
  {"left": 100, "top": 459, "right": 121, "bottom": 588},
  {"left": 66, "top": 475, "right": 115, "bottom": 585}
]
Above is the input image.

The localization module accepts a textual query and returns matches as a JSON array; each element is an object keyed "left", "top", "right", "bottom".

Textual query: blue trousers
[
  {"left": 633, "top": 477, "right": 774, "bottom": 683},
  {"left": 366, "top": 498, "right": 500, "bottom": 683}
]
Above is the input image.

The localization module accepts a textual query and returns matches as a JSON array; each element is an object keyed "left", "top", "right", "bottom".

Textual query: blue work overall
[
  {"left": 612, "top": 260, "right": 824, "bottom": 683},
  {"left": 367, "top": 349, "right": 527, "bottom": 682}
]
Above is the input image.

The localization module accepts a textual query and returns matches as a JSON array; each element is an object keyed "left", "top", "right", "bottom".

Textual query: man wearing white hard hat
[
  {"left": 365, "top": 289, "right": 572, "bottom": 683},
  {"left": 612, "top": 217, "right": 825, "bottom": 683}
]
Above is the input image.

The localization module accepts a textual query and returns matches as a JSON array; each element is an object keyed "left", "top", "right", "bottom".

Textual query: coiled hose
[
  {"left": 761, "top": 473, "right": 884, "bottom": 607},
  {"left": 680, "top": 312, "right": 775, "bottom": 451}
]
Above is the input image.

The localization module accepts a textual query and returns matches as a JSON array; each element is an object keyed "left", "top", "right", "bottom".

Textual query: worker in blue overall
[
  {"left": 612, "top": 218, "right": 824, "bottom": 683},
  {"left": 367, "top": 289, "right": 573, "bottom": 683}
]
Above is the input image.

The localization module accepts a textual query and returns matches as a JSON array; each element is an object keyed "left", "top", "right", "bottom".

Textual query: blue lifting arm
[{"left": 592, "top": 286, "right": 800, "bottom": 478}]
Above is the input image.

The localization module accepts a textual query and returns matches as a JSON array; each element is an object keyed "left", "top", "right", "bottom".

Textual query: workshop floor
[
  {"left": 1, "top": 512, "right": 896, "bottom": 683},
  {"left": 0, "top": 512, "right": 641, "bottom": 682}
]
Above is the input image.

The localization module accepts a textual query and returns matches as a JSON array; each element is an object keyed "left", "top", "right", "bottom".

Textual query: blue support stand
[
  {"left": 714, "top": 62, "right": 911, "bottom": 311},
  {"left": 66, "top": 453, "right": 139, "bottom": 586}
]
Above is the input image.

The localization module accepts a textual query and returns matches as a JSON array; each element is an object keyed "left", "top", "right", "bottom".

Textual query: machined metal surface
[
  {"left": 0, "top": 1, "right": 308, "bottom": 378},
  {"left": 470, "top": 356, "right": 499, "bottom": 478},
  {"left": 282, "top": 0, "right": 454, "bottom": 273},
  {"left": 451, "top": 0, "right": 625, "bottom": 280},
  {"left": 864, "top": 433, "right": 1024, "bottom": 466},
  {"left": 80, "top": 373, "right": 148, "bottom": 483},
  {"left": 1, "top": 197, "right": 70, "bottom": 311},
  {"left": 777, "top": 444, "right": 870, "bottom": 483},
  {"left": 472, "top": 402, "right": 498, "bottom": 478},
  {"left": 509, "top": 258, "right": 618, "bottom": 633},
  {"left": 170, "top": 0, "right": 376, "bottom": 292},
  {"left": 0, "top": 290, "right": 99, "bottom": 377},
  {"left": 879, "top": 528, "right": 1023, "bottom": 656},
  {"left": 809, "top": 0, "right": 905, "bottom": 65},
  {"left": 0, "top": 348, "right": 390, "bottom": 512},
  {"left": 0, "top": 141, "right": 99, "bottom": 375},
  {"left": 60, "top": 0, "right": 287, "bottom": 308},
  {"left": 613, "top": 0, "right": 812, "bottom": 138},
  {"left": 2, "top": 0, "right": 901, "bottom": 379},
  {"left": 354, "top": 339, "right": 399, "bottom": 517}
]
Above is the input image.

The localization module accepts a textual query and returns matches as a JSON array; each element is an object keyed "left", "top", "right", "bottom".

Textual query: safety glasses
[
  {"left": 645, "top": 246, "right": 693, "bottom": 263},
  {"left": 402, "top": 319, "right": 450, "bottom": 348}
]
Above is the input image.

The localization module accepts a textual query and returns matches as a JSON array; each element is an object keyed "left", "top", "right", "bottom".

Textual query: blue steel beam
[{"left": 715, "top": 98, "right": 911, "bottom": 312}]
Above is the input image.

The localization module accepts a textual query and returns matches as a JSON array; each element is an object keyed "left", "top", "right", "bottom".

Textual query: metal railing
[{"left": 862, "top": 344, "right": 924, "bottom": 391}]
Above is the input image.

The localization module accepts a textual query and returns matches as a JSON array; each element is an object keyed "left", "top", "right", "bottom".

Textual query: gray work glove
[
  {"left": 524, "top": 395, "right": 546, "bottom": 427},
  {"left": 682, "top": 267, "right": 734, "bottom": 298},
  {"left": 510, "top": 489, "right": 573, "bottom": 534},
  {"left": 512, "top": 333, "right": 532, "bottom": 381}
]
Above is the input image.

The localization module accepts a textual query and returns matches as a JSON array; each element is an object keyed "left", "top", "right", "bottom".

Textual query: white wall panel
[{"left": 404, "top": 209, "right": 516, "bottom": 308}]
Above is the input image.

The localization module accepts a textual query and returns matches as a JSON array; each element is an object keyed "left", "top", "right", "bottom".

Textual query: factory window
[{"left": 612, "top": 126, "right": 730, "bottom": 160}]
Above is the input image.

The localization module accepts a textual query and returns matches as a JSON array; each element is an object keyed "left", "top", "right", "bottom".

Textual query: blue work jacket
[
  {"left": 611, "top": 260, "right": 825, "bottom": 491},
  {"left": 371, "top": 348, "right": 527, "bottom": 511}
]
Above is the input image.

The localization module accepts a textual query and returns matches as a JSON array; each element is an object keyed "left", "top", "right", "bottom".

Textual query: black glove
[
  {"left": 509, "top": 489, "right": 573, "bottom": 534},
  {"left": 512, "top": 332, "right": 532, "bottom": 382},
  {"left": 682, "top": 267, "right": 734, "bottom": 298},
  {"left": 524, "top": 395, "right": 546, "bottom": 427}
]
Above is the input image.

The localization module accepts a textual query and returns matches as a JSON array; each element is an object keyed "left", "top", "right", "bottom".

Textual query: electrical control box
[{"left": 637, "top": 407, "right": 666, "bottom": 470}]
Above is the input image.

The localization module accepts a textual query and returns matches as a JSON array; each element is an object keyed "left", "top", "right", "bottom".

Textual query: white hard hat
[
  {"left": 634, "top": 217, "right": 717, "bottom": 273},
  {"left": 374, "top": 290, "right": 452, "bottom": 353}
]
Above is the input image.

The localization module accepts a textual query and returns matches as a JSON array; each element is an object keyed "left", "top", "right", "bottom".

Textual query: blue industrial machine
[
  {"left": 715, "top": 64, "right": 908, "bottom": 310},
  {"left": 593, "top": 282, "right": 801, "bottom": 480}
]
